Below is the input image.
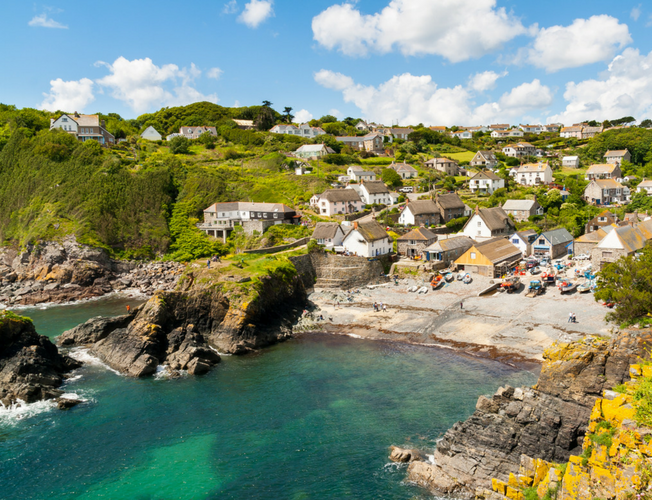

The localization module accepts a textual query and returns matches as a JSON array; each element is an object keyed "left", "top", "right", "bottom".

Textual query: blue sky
[{"left": 2, "top": 0, "right": 652, "bottom": 126}]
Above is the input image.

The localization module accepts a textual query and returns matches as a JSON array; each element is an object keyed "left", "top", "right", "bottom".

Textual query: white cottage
[
  {"left": 140, "top": 126, "right": 162, "bottom": 141},
  {"left": 341, "top": 221, "right": 392, "bottom": 257},
  {"left": 312, "top": 222, "right": 345, "bottom": 249},
  {"left": 462, "top": 206, "right": 515, "bottom": 242}
]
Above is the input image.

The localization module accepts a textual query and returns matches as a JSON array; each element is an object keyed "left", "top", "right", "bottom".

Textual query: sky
[{"left": 2, "top": 0, "right": 652, "bottom": 126}]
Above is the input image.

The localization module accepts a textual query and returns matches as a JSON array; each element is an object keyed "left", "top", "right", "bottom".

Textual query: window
[
  {"left": 539, "top": 239, "right": 545, "bottom": 245},
  {"left": 62, "top": 118, "right": 68, "bottom": 122},
  {"left": 470, "top": 252, "right": 476, "bottom": 259},
  {"left": 477, "top": 222, "right": 481, "bottom": 227},
  {"left": 602, "top": 252, "right": 612, "bottom": 258}
]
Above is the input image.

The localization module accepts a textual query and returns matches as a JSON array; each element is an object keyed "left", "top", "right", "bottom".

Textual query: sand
[{"left": 308, "top": 271, "right": 612, "bottom": 365}]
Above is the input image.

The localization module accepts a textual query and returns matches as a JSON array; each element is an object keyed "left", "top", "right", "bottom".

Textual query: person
[
  {"left": 373, "top": 302, "right": 378, "bottom": 312},
  {"left": 207, "top": 259, "right": 211, "bottom": 269},
  {"left": 573, "top": 312, "right": 577, "bottom": 323},
  {"left": 568, "top": 312, "right": 573, "bottom": 323},
  {"left": 382, "top": 304, "right": 387, "bottom": 312},
  {"left": 336, "top": 300, "right": 339, "bottom": 309},
  {"left": 460, "top": 301, "right": 463, "bottom": 310},
  {"left": 126, "top": 304, "right": 131, "bottom": 314}
]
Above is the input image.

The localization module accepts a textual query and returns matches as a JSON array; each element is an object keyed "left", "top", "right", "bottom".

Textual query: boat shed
[{"left": 454, "top": 237, "right": 522, "bottom": 277}]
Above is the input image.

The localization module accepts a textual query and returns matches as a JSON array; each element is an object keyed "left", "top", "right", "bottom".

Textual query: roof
[
  {"left": 205, "top": 202, "right": 295, "bottom": 213},
  {"left": 517, "top": 163, "right": 550, "bottom": 173},
  {"left": 541, "top": 228, "right": 574, "bottom": 245},
  {"left": 478, "top": 207, "right": 515, "bottom": 231},
  {"left": 425, "top": 157, "right": 457, "bottom": 165},
  {"left": 605, "top": 150, "right": 629, "bottom": 157},
  {"left": 593, "top": 179, "right": 624, "bottom": 189},
  {"left": 586, "top": 164, "right": 618, "bottom": 174},
  {"left": 436, "top": 193, "right": 465, "bottom": 210},
  {"left": 575, "top": 229, "right": 607, "bottom": 243},
  {"left": 638, "top": 180, "right": 652, "bottom": 188},
  {"left": 350, "top": 221, "right": 389, "bottom": 243},
  {"left": 336, "top": 136, "right": 364, "bottom": 142},
  {"left": 390, "top": 162, "right": 418, "bottom": 173},
  {"left": 295, "top": 144, "right": 333, "bottom": 153},
  {"left": 597, "top": 225, "right": 647, "bottom": 253},
  {"left": 424, "top": 236, "right": 473, "bottom": 253},
  {"left": 233, "top": 119, "right": 254, "bottom": 126},
  {"left": 561, "top": 126, "right": 583, "bottom": 132},
  {"left": 502, "top": 199, "right": 539, "bottom": 211},
  {"left": 361, "top": 180, "right": 389, "bottom": 194},
  {"left": 475, "top": 150, "right": 497, "bottom": 160},
  {"left": 73, "top": 114, "right": 101, "bottom": 126},
  {"left": 397, "top": 227, "right": 437, "bottom": 241},
  {"left": 563, "top": 156, "right": 579, "bottom": 161},
  {"left": 406, "top": 199, "right": 439, "bottom": 216},
  {"left": 473, "top": 238, "right": 522, "bottom": 264},
  {"left": 320, "top": 189, "right": 362, "bottom": 203},
  {"left": 312, "top": 222, "right": 342, "bottom": 240},
  {"left": 390, "top": 128, "right": 414, "bottom": 134},
  {"left": 514, "top": 229, "right": 538, "bottom": 241},
  {"left": 470, "top": 170, "right": 501, "bottom": 181}
]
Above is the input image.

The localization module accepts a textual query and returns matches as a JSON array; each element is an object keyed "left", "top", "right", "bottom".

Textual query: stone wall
[
  {"left": 307, "top": 253, "right": 389, "bottom": 289},
  {"left": 243, "top": 237, "right": 310, "bottom": 255}
]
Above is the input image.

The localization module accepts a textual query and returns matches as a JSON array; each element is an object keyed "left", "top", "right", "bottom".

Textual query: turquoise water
[{"left": 1, "top": 298, "right": 537, "bottom": 499}]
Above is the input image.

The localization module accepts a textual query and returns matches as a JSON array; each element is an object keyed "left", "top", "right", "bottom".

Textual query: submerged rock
[
  {"left": 56, "top": 397, "right": 81, "bottom": 410},
  {"left": 0, "top": 311, "right": 80, "bottom": 406},
  {"left": 388, "top": 446, "right": 423, "bottom": 463}
]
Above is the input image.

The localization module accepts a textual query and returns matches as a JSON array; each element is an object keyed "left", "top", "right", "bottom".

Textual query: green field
[{"left": 442, "top": 151, "right": 476, "bottom": 162}]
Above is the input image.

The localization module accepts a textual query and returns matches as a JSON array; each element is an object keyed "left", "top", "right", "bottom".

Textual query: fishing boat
[
  {"left": 456, "top": 271, "right": 465, "bottom": 281},
  {"left": 500, "top": 276, "right": 521, "bottom": 293},
  {"left": 431, "top": 274, "right": 444, "bottom": 290},
  {"left": 444, "top": 272, "right": 455, "bottom": 282},
  {"left": 558, "top": 280, "right": 577, "bottom": 294},
  {"left": 526, "top": 280, "right": 543, "bottom": 297},
  {"left": 531, "top": 266, "right": 541, "bottom": 275},
  {"left": 541, "top": 271, "right": 556, "bottom": 287},
  {"left": 463, "top": 273, "right": 472, "bottom": 284},
  {"left": 577, "top": 280, "right": 592, "bottom": 293}
]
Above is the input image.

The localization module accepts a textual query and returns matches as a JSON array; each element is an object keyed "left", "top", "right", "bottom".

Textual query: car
[{"left": 574, "top": 253, "right": 590, "bottom": 260}]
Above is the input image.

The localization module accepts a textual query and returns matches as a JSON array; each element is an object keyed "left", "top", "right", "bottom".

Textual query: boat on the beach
[
  {"left": 531, "top": 266, "right": 541, "bottom": 275},
  {"left": 444, "top": 272, "right": 455, "bottom": 282},
  {"left": 463, "top": 274, "right": 472, "bottom": 284},
  {"left": 456, "top": 272, "right": 465, "bottom": 281},
  {"left": 558, "top": 280, "right": 577, "bottom": 294},
  {"left": 500, "top": 276, "right": 521, "bottom": 293},
  {"left": 577, "top": 280, "right": 592, "bottom": 293},
  {"left": 417, "top": 286, "right": 429, "bottom": 294},
  {"left": 541, "top": 271, "right": 556, "bottom": 287},
  {"left": 526, "top": 280, "right": 543, "bottom": 297},
  {"left": 431, "top": 274, "right": 444, "bottom": 290},
  {"left": 407, "top": 285, "right": 418, "bottom": 293}
]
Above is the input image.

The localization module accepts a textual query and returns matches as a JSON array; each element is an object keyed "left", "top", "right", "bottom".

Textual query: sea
[{"left": 0, "top": 296, "right": 537, "bottom": 499}]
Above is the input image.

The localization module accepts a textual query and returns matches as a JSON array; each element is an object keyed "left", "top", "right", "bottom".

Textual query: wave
[
  {"left": 5, "top": 289, "right": 151, "bottom": 312},
  {"left": 67, "top": 347, "right": 123, "bottom": 376},
  {"left": 0, "top": 398, "right": 56, "bottom": 424}
]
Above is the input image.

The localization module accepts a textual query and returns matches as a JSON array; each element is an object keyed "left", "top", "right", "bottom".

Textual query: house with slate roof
[
  {"left": 200, "top": 202, "right": 299, "bottom": 241},
  {"left": 398, "top": 200, "right": 441, "bottom": 226},
  {"left": 424, "top": 157, "right": 459, "bottom": 176},
  {"left": 346, "top": 166, "right": 377, "bottom": 182},
  {"left": 390, "top": 162, "right": 418, "bottom": 179},
  {"left": 502, "top": 198, "right": 543, "bottom": 222},
  {"left": 312, "top": 189, "right": 364, "bottom": 216},
  {"left": 50, "top": 113, "right": 116, "bottom": 145},
  {"left": 592, "top": 221, "right": 652, "bottom": 268},
  {"left": 341, "top": 221, "right": 392, "bottom": 257},
  {"left": 585, "top": 164, "right": 622, "bottom": 181},
  {"left": 531, "top": 228, "right": 574, "bottom": 259},
  {"left": 604, "top": 149, "right": 631, "bottom": 166},
  {"left": 397, "top": 227, "right": 438, "bottom": 257},
  {"left": 585, "top": 210, "right": 618, "bottom": 233},
  {"left": 468, "top": 170, "right": 504, "bottom": 194},
  {"left": 470, "top": 150, "right": 498, "bottom": 169},
  {"left": 584, "top": 179, "right": 627, "bottom": 205},
  {"left": 509, "top": 230, "right": 538, "bottom": 257},
  {"left": 422, "top": 235, "right": 474, "bottom": 265}
]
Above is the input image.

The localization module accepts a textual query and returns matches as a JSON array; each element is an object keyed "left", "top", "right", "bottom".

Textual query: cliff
[
  {"left": 0, "top": 310, "right": 80, "bottom": 406},
  {"left": 58, "top": 254, "right": 308, "bottom": 377},
  {"left": 406, "top": 330, "right": 652, "bottom": 498}
]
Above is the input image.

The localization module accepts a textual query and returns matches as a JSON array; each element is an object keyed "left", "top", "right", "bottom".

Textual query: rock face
[
  {"left": 407, "top": 331, "right": 651, "bottom": 498},
  {"left": 0, "top": 237, "right": 184, "bottom": 306},
  {"left": 0, "top": 311, "right": 80, "bottom": 406},
  {"left": 389, "top": 446, "right": 423, "bottom": 463},
  {"left": 59, "top": 261, "right": 307, "bottom": 377}
]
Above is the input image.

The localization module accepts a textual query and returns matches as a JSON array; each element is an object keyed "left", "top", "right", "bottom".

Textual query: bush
[
  {"left": 169, "top": 136, "right": 190, "bottom": 154},
  {"left": 446, "top": 216, "right": 469, "bottom": 232}
]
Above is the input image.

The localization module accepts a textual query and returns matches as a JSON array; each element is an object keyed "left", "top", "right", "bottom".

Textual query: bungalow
[
  {"left": 233, "top": 119, "right": 255, "bottom": 130},
  {"left": 491, "top": 129, "right": 524, "bottom": 139},
  {"left": 270, "top": 124, "right": 300, "bottom": 135},
  {"left": 583, "top": 179, "right": 627, "bottom": 205},
  {"left": 592, "top": 223, "right": 649, "bottom": 269},
  {"left": 519, "top": 124, "right": 543, "bottom": 134},
  {"left": 509, "top": 230, "right": 538, "bottom": 257},
  {"left": 515, "top": 162, "right": 553, "bottom": 186},
  {"left": 470, "top": 150, "right": 498, "bottom": 169},
  {"left": 390, "top": 162, "right": 418, "bottom": 179},
  {"left": 140, "top": 126, "right": 162, "bottom": 141},
  {"left": 468, "top": 170, "right": 505, "bottom": 195},
  {"left": 502, "top": 142, "right": 536, "bottom": 158},
  {"left": 312, "top": 222, "right": 345, "bottom": 249},
  {"left": 424, "top": 157, "right": 459, "bottom": 176},
  {"left": 336, "top": 133, "right": 385, "bottom": 153},
  {"left": 347, "top": 166, "right": 377, "bottom": 182},
  {"left": 313, "top": 189, "right": 364, "bottom": 216},
  {"left": 436, "top": 193, "right": 466, "bottom": 222},
  {"left": 531, "top": 228, "right": 574, "bottom": 259},
  {"left": 294, "top": 144, "right": 335, "bottom": 159},
  {"left": 638, "top": 180, "right": 652, "bottom": 195},
  {"left": 562, "top": 156, "right": 580, "bottom": 168},
  {"left": 178, "top": 126, "right": 217, "bottom": 140},
  {"left": 398, "top": 200, "right": 441, "bottom": 226},
  {"left": 390, "top": 128, "right": 414, "bottom": 140},
  {"left": 455, "top": 238, "right": 523, "bottom": 278},
  {"left": 560, "top": 126, "right": 583, "bottom": 139},
  {"left": 297, "top": 123, "right": 327, "bottom": 138},
  {"left": 397, "top": 227, "right": 438, "bottom": 257},
  {"left": 355, "top": 180, "right": 390, "bottom": 206},
  {"left": 429, "top": 126, "right": 447, "bottom": 133},
  {"left": 490, "top": 123, "right": 510, "bottom": 131},
  {"left": 604, "top": 149, "right": 631, "bottom": 165},
  {"left": 341, "top": 221, "right": 392, "bottom": 258},
  {"left": 585, "top": 210, "right": 618, "bottom": 233},
  {"left": 585, "top": 164, "right": 622, "bottom": 181},
  {"left": 451, "top": 130, "right": 473, "bottom": 140},
  {"left": 461, "top": 206, "right": 515, "bottom": 242},
  {"left": 422, "top": 235, "right": 474, "bottom": 265},
  {"left": 574, "top": 228, "right": 610, "bottom": 257},
  {"left": 502, "top": 198, "right": 543, "bottom": 222}
]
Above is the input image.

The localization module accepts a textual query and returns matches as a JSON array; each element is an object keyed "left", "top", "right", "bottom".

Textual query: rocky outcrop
[
  {"left": 0, "top": 311, "right": 80, "bottom": 406},
  {"left": 59, "top": 260, "right": 307, "bottom": 377},
  {"left": 0, "top": 237, "right": 184, "bottom": 306},
  {"left": 389, "top": 446, "right": 424, "bottom": 463},
  {"left": 406, "top": 331, "right": 652, "bottom": 498}
]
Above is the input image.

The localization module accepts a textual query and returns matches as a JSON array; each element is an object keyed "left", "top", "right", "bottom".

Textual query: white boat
[
  {"left": 417, "top": 286, "right": 429, "bottom": 294},
  {"left": 463, "top": 274, "right": 472, "bottom": 284},
  {"left": 407, "top": 286, "right": 418, "bottom": 292},
  {"left": 456, "top": 272, "right": 465, "bottom": 281}
]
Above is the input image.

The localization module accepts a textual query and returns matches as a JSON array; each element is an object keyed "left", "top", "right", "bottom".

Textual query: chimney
[
  {"left": 353, "top": 221, "right": 358, "bottom": 230},
  {"left": 475, "top": 205, "right": 480, "bottom": 215}
]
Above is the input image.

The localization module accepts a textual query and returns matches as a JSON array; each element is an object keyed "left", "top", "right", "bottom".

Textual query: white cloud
[
  {"left": 223, "top": 0, "right": 238, "bottom": 14},
  {"left": 549, "top": 48, "right": 652, "bottom": 124},
  {"left": 328, "top": 108, "right": 342, "bottom": 118},
  {"left": 95, "top": 57, "right": 217, "bottom": 113},
  {"left": 207, "top": 67, "right": 224, "bottom": 80},
  {"left": 468, "top": 71, "right": 507, "bottom": 92},
  {"left": 28, "top": 13, "right": 68, "bottom": 29},
  {"left": 528, "top": 15, "right": 631, "bottom": 72},
  {"left": 40, "top": 78, "right": 94, "bottom": 112},
  {"left": 311, "top": 0, "right": 526, "bottom": 62},
  {"left": 294, "top": 109, "right": 313, "bottom": 123},
  {"left": 314, "top": 69, "right": 553, "bottom": 126},
  {"left": 238, "top": 0, "right": 273, "bottom": 28},
  {"left": 631, "top": 6, "right": 642, "bottom": 21}
]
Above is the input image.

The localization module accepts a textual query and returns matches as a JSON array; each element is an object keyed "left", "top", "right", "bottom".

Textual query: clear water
[{"left": 0, "top": 298, "right": 537, "bottom": 499}]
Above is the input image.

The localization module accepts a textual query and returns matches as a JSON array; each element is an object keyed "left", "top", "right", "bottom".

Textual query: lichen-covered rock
[{"left": 0, "top": 311, "right": 80, "bottom": 406}]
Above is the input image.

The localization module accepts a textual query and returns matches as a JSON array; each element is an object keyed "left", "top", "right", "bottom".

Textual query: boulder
[
  {"left": 389, "top": 446, "right": 423, "bottom": 463},
  {"left": 57, "top": 398, "right": 81, "bottom": 410}
]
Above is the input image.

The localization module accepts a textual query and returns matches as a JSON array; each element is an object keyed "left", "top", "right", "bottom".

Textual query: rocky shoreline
[{"left": 0, "top": 237, "right": 184, "bottom": 307}]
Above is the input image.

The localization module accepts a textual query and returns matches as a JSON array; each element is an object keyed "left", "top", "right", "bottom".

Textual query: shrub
[{"left": 169, "top": 136, "right": 190, "bottom": 154}]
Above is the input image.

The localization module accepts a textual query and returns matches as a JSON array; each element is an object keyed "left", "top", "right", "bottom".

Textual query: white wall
[{"left": 462, "top": 214, "right": 492, "bottom": 240}]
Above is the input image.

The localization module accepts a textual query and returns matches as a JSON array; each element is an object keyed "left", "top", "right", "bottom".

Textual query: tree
[
  {"left": 255, "top": 106, "right": 275, "bottom": 131},
  {"left": 320, "top": 114, "right": 338, "bottom": 123},
  {"left": 381, "top": 168, "right": 403, "bottom": 188},
  {"left": 169, "top": 136, "right": 190, "bottom": 154},
  {"left": 641, "top": 119, "right": 652, "bottom": 129},
  {"left": 283, "top": 107, "right": 294, "bottom": 123},
  {"left": 262, "top": 100, "right": 272, "bottom": 107},
  {"left": 594, "top": 246, "right": 652, "bottom": 324}
]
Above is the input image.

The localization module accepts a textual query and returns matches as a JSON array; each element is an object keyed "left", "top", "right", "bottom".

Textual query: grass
[{"left": 442, "top": 151, "right": 476, "bottom": 162}]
